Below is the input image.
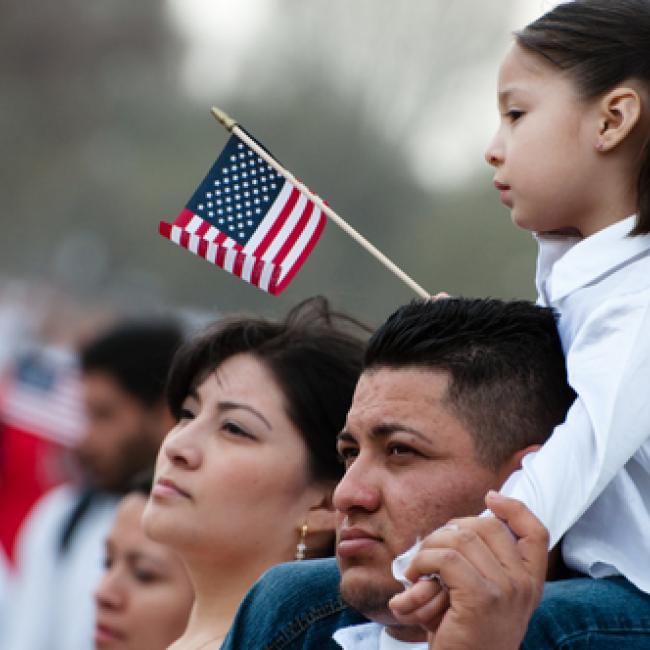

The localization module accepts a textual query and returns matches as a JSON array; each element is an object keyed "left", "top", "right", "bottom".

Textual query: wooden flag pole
[{"left": 210, "top": 106, "right": 429, "bottom": 299}]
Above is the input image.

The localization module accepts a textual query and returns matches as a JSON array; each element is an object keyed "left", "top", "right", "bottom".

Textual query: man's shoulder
[{"left": 224, "top": 558, "right": 368, "bottom": 650}]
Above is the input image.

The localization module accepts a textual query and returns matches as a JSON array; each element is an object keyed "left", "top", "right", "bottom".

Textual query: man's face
[
  {"left": 334, "top": 367, "right": 507, "bottom": 624},
  {"left": 75, "top": 371, "right": 165, "bottom": 492}
]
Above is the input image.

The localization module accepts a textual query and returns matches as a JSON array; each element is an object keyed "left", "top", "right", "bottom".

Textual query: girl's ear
[{"left": 596, "top": 85, "right": 643, "bottom": 152}]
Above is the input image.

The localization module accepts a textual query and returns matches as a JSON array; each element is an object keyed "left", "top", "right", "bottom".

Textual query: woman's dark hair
[
  {"left": 515, "top": 0, "right": 650, "bottom": 235},
  {"left": 166, "top": 297, "right": 369, "bottom": 482}
]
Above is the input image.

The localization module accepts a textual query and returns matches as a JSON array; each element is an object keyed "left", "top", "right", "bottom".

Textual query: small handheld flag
[
  {"left": 160, "top": 107, "right": 429, "bottom": 298},
  {"left": 159, "top": 133, "right": 325, "bottom": 295}
]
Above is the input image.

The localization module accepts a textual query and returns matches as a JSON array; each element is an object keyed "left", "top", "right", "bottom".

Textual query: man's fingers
[
  {"left": 485, "top": 491, "right": 549, "bottom": 585},
  {"left": 389, "top": 579, "right": 441, "bottom": 616},
  {"left": 389, "top": 588, "right": 449, "bottom": 631},
  {"left": 403, "top": 525, "right": 504, "bottom": 585}
]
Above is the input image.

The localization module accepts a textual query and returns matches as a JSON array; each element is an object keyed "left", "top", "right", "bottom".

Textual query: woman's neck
[{"left": 169, "top": 551, "right": 287, "bottom": 649}]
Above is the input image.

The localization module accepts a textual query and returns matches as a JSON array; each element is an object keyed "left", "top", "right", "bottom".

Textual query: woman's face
[
  {"left": 143, "top": 353, "right": 324, "bottom": 563},
  {"left": 94, "top": 494, "right": 194, "bottom": 650}
]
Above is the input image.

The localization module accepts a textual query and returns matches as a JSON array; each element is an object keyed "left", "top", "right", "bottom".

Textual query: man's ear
[
  {"left": 496, "top": 443, "right": 542, "bottom": 485},
  {"left": 595, "top": 85, "right": 642, "bottom": 152}
]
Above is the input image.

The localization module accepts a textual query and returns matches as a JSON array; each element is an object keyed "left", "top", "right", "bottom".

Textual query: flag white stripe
[
  {"left": 278, "top": 207, "right": 323, "bottom": 282},
  {"left": 241, "top": 255, "right": 256, "bottom": 283},
  {"left": 261, "top": 193, "right": 308, "bottom": 262},
  {"left": 188, "top": 233, "right": 200, "bottom": 254},
  {"left": 224, "top": 248, "right": 238, "bottom": 273},
  {"left": 242, "top": 181, "right": 293, "bottom": 254},
  {"left": 207, "top": 242, "right": 219, "bottom": 263},
  {"left": 259, "top": 262, "right": 275, "bottom": 292},
  {"left": 186, "top": 215, "right": 204, "bottom": 233}
]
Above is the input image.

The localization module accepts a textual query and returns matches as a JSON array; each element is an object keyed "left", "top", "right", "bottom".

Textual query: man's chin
[{"left": 339, "top": 565, "right": 403, "bottom": 624}]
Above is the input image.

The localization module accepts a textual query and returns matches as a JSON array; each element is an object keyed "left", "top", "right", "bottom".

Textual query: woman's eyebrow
[{"left": 217, "top": 401, "right": 272, "bottom": 430}]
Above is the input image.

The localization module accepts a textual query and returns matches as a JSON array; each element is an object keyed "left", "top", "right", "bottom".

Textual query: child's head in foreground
[{"left": 485, "top": 0, "right": 650, "bottom": 238}]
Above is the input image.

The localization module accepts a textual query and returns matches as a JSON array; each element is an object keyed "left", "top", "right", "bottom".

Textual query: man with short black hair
[
  {"left": 3, "top": 320, "right": 183, "bottom": 650},
  {"left": 222, "top": 298, "right": 574, "bottom": 649}
]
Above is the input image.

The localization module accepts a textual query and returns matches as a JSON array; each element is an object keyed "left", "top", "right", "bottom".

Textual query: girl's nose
[{"left": 484, "top": 134, "right": 504, "bottom": 167}]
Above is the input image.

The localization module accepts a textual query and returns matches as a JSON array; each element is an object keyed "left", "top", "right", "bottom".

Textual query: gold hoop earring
[{"left": 295, "top": 523, "right": 308, "bottom": 561}]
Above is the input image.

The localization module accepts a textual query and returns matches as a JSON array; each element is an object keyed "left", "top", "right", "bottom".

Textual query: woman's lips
[
  {"left": 151, "top": 477, "right": 191, "bottom": 499},
  {"left": 95, "top": 623, "right": 126, "bottom": 645},
  {"left": 337, "top": 527, "right": 382, "bottom": 557}
]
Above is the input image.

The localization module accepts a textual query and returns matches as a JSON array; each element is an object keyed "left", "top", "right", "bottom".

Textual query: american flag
[{"left": 159, "top": 133, "right": 326, "bottom": 295}]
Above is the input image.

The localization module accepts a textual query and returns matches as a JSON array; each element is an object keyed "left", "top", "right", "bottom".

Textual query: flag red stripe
[
  {"left": 195, "top": 220, "right": 211, "bottom": 237},
  {"left": 272, "top": 213, "right": 327, "bottom": 295},
  {"left": 252, "top": 187, "right": 300, "bottom": 258},
  {"left": 174, "top": 208, "right": 195, "bottom": 228},
  {"left": 271, "top": 201, "right": 314, "bottom": 265}
]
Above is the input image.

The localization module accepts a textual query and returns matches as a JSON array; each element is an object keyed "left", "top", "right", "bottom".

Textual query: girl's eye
[
  {"left": 506, "top": 109, "right": 524, "bottom": 122},
  {"left": 102, "top": 555, "right": 113, "bottom": 570}
]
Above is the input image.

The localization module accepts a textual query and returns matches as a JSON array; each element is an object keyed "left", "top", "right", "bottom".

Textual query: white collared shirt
[
  {"left": 500, "top": 215, "right": 650, "bottom": 592},
  {"left": 333, "top": 622, "right": 428, "bottom": 650}
]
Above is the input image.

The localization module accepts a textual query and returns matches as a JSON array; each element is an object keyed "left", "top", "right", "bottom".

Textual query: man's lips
[
  {"left": 337, "top": 527, "right": 382, "bottom": 557},
  {"left": 95, "top": 622, "right": 126, "bottom": 644},
  {"left": 151, "top": 477, "right": 191, "bottom": 499}
]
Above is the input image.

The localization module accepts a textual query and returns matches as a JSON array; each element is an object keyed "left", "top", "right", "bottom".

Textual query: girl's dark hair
[
  {"left": 515, "top": 0, "right": 650, "bottom": 235},
  {"left": 166, "top": 297, "right": 369, "bottom": 482}
]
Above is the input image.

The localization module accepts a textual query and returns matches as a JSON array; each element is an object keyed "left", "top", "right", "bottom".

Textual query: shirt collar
[
  {"left": 535, "top": 215, "right": 650, "bottom": 302},
  {"left": 333, "top": 622, "right": 383, "bottom": 649},
  {"left": 333, "top": 622, "right": 428, "bottom": 650}
]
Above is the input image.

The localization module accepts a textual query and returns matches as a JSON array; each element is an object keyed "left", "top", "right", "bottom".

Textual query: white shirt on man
[
  {"left": 333, "top": 622, "right": 427, "bottom": 650},
  {"left": 500, "top": 215, "right": 650, "bottom": 592}
]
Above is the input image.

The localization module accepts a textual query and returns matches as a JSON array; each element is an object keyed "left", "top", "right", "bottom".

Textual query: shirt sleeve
[{"left": 499, "top": 295, "right": 650, "bottom": 548}]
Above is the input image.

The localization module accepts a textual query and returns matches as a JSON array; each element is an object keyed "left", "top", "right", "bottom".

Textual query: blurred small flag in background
[{"left": 159, "top": 133, "right": 326, "bottom": 295}]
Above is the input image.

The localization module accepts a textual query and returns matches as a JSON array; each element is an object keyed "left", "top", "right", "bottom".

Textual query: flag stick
[{"left": 211, "top": 106, "right": 429, "bottom": 298}]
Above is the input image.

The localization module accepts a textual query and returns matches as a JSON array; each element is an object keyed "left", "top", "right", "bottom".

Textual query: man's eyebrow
[
  {"left": 372, "top": 422, "right": 431, "bottom": 444},
  {"left": 337, "top": 423, "right": 431, "bottom": 444},
  {"left": 217, "top": 401, "right": 272, "bottom": 430}
]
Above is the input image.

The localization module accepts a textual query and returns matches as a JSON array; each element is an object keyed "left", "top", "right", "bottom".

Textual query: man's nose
[{"left": 333, "top": 454, "right": 381, "bottom": 514}]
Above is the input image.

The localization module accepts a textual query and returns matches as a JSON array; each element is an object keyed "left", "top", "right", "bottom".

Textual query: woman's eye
[
  {"left": 102, "top": 555, "right": 113, "bottom": 570},
  {"left": 223, "top": 421, "right": 253, "bottom": 439},
  {"left": 133, "top": 568, "right": 158, "bottom": 584}
]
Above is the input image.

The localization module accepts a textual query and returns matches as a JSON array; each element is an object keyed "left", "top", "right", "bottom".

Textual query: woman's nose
[
  {"left": 95, "top": 570, "right": 124, "bottom": 611},
  {"left": 162, "top": 423, "right": 202, "bottom": 470}
]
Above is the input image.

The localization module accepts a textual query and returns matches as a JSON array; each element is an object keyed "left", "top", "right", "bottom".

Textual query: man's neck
[{"left": 385, "top": 624, "right": 427, "bottom": 643}]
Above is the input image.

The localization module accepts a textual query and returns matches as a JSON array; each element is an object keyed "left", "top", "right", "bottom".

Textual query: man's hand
[{"left": 388, "top": 492, "right": 548, "bottom": 650}]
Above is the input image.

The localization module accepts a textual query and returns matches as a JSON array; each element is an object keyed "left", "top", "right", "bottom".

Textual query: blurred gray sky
[{"left": 1, "top": 0, "right": 562, "bottom": 327}]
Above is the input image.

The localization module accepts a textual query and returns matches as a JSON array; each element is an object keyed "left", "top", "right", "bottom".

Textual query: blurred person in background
[
  {"left": 142, "top": 297, "right": 368, "bottom": 648},
  {"left": 2, "top": 320, "right": 183, "bottom": 650},
  {"left": 93, "top": 472, "right": 194, "bottom": 650}
]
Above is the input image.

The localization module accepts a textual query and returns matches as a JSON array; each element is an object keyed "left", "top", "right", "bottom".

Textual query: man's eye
[
  {"left": 178, "top": 408, "right": 195, "bottom": 421},
  {"left": 337, "top": 447, "right": 358, "bottom": 464},
  {"left": 388, "top": 444, "right": 416, "bottom": 456}
]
